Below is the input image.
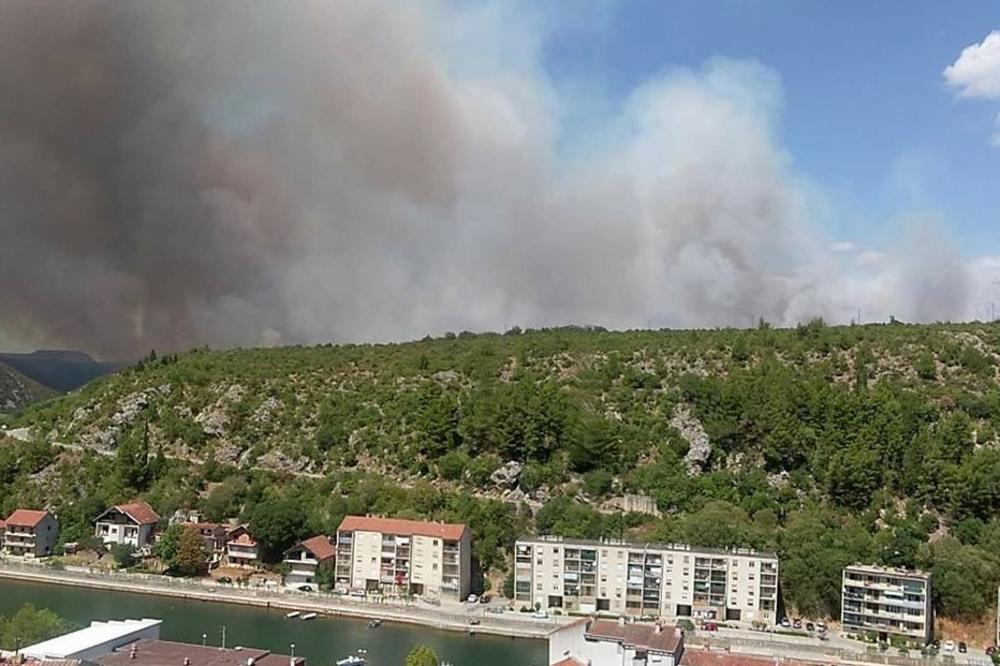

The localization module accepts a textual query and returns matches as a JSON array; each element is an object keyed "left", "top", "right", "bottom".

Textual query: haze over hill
[{"left": 1, "top": 2, "right": 999, "bottom": 359}]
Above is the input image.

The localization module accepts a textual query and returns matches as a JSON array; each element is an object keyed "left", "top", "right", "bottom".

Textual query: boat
[
  {"left": 335, "top": 656, "right": 365, "bottom": 666},
  {"left": 284, "top": 611, "right": 300, "bottom": 619},
  {"left": 301, "top": 612, "right": 318, "bottom": 620},
  {"left": 367, "top": 619, "right": 382, "bottom": 628}
]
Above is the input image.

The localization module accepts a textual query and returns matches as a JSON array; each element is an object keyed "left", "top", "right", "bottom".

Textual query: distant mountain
[
  {"left": 0, "top": 359, "right": 58, "bottom": 412},
  {"left": 0, "top": 350, "right": 124, "bottom": 394}
]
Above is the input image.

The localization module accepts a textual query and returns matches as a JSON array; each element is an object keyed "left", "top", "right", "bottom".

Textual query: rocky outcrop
[
  {"left": 490, "top": 460, "right": 522, "bottom": 488},
  {"left": 670, "top": 404, "right": 711, "bottom": 476}
]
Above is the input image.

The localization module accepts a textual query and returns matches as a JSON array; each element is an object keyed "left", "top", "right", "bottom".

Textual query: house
[
  {"left": 2, "top": 509, "right": 59, "bottom": 558},
  {"left": 516, "top": 536, "right": 778, "bottom": 626},
  {"left": 283, "top": 536, "right": 336, "bottom": 588},
  {"left": 224, "top": 525, "right": 259, "bottom": 567},
  {"left": 94, "top": 501, "right": 160, "bottom": 550},
  {"left": 186, "top": 522, "right": 229, "bottom": 560},
  {"left": 549, "top": 617, "right": 685, "bottom": 666},
  {"left": 335, "top": 515, "right": 472, "bottom": 599}
]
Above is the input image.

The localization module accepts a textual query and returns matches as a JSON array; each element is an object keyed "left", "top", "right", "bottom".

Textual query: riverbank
[{"left": 0, "top": 563, "right": 557, "bottom": 640}]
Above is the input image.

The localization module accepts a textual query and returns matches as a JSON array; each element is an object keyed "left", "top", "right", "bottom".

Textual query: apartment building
[
  {"left": 515, "top": 536, "right": 779, "bottom": 626},
  {"left": 94, "top": 501, "right": 160, "bottom": 550},
  {"left": 335, "top": 516, "right": 472, "bottom": 600},
  {"left": 841, "top": 564, "right": 932, "bottom": 644},
  {"left": 283, "top": 536, "right": 336, "bottom": 588},
  {"left": 2, "top": 509, "right": 59, "bottom": 558}
]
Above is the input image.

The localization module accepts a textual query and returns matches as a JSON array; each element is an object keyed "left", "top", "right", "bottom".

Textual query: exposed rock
[
  {"left": 490, "top": 460, "right": 522, "bottom": 488},
  {"left": 252, "top": 396, "right": 282, "bottom": 424},
  {"left": 212, "top": 440, "right": 245, "bottom": 466},
  {"left": 603, "top": 493, "right": 661, "bottom": 517},
  {"left": 432, "top": 370, "right": 461, "bottom": 384},
  {"left": 670, "top": 404, "right": 711, "bottom": 476},
  {"left": 255, "top": 448, "right": 311, "bottom": 474},
  {"left": 82, "top": 384, "right": 170, "bottom": 450},
  {"left": 502, "top": 487, "right": 526, "bottom": 504},
  {"left": 195, "top": 406, "right": 229, "bottom": 438}
]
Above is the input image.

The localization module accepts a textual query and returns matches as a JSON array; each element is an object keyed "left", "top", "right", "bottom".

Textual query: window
[{"left": 433, "top": 563, "right": 438, "bottom": 571}]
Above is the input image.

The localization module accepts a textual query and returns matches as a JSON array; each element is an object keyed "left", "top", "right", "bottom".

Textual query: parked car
[
  {"left": 958, "top": 642, "right": 967, "bottom": 654},
  {"left": 805, "top": 622, "right": 814, "bottom": 632},
  {"left": 479, "top": 595, "right": 492, "bottom": 604},
  {"left": 943, "top": 640, "right": 956, "bottom": 653},
  {"left": 469, "top": 619, "right": 481, "bottom": 626},
  {"left": 531, "top": 610, "right": 548, "bottom": 619},
  {"left": 705, "top": 622, "right": 719, "bottom": 632},
  {"left": 217, "top": 576, "right": 232, "bottom": 584},
  {"left": 793, "top": 619, "right": 802, "bottom": 629},
  {"left": 467, "top": 594, "right": 478, "bottom": 603},
  {"left": 985, "top": 645, "right": 996, "bottom": 656},
  {"left": 779, "top": 617, "right": 790, "bottom": 628},
  {"left": 297, "top": 584, "right": 313, "bottom": 592}
]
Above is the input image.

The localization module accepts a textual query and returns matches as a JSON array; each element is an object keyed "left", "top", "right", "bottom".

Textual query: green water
[{"left": 1, "top": 579, "right": 545, "bottom": 666}]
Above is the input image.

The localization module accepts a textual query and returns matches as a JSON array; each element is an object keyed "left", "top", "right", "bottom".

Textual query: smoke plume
[{"left": 0, "top": 1, "right": 988, "bottom": 357}]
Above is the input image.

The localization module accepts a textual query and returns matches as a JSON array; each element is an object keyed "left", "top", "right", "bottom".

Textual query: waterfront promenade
[{"left": 0, "top": 560, "right": 559, "bottom": 639}]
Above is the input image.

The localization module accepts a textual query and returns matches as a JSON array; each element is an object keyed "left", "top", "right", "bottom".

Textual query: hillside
[
  {"left": 0, "top": 360, "right": 57, "bottom": 412},
  {"left": 3, "top": 322, "right": 1000, "bottom": 626},
  {"left": 0, "top": 350, "right": 123, "bottom": 393}
]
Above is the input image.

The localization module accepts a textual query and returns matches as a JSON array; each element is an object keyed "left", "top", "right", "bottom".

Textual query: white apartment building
[
  {"left": 549, "top": 617, "right": 685, "bottom": 666},
  {"left": 283, "top": 535, "right": 336, "bottom": 588},
  {"left": 335, "top": 516, "right": 472, "bottom": 600},
  {"left": 841, "top": 564, "right": 933, "bottom": 644},
  {"left": 515, "top": 536, "right": 779, "bottom": 626},
  {"left": 2, "top": 509, "right": 59, "bottom": 558},
  {"left": 94, "top": 501, "right": 160, "bottom": 550}
]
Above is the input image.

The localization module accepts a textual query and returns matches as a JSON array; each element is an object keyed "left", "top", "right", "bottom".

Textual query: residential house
[
  {"left": 225, "top": 525, "right": 259, "bottom": 567},
  {"left": 517, "top": 536, "right": 779, "bottom": 626},
  {"left": 841, "top": 564, "right": 932, "bottom": 644},
  {"left": 335, "top": 515, "right": 472, "bottom": 600},
  {"left": 2, "top": 509, "right": 59, "bottom": 558},
  {"left": 94, "top": 501, "right": 160, "bottom": 550},
  {"left": 549, "top": 617, "right": 685, "bottom": 666},
  {"left": 283, "top": 536, "right": 336, "bottom": 588}
]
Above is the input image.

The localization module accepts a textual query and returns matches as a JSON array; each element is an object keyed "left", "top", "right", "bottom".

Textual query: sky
[
  {"left": 541, "top": 1, "right": 1000, "bottom": 253},
  {"left": 0, "top": 1, "right": 999, "bottom": 357}
]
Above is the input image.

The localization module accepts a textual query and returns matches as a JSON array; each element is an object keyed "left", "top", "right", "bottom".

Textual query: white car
[
  {"left": 943, "top": 641, "right": 956, "bottom": 653},
  {"left": 467, "top": 594, "right": 478, "bottom": 603},
  {"left": 531, "top": 610, "right": 548, "bottom": 619}
]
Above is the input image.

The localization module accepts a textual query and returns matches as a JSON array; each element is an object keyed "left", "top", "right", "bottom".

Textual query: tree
[
  {"left": 115, "top": 424, "right": 150, "bottom": 491},
  {"left": 154, "top": 524, "right": 184, "bottom": 564},
  {"left": 110, "top": 543, "right": 136, "bottom": 569},
  {"left": 0, "top": 604, "right": 76, "bottom": 650},
  {"left": 405, "top": 645, "right": 438, "bottom": 666},
  {"left": 248, "top": 497, "right": 308, "bottom": 562},
  {"left": 173, "top": 526, "right": 210, "bottom": 576}
]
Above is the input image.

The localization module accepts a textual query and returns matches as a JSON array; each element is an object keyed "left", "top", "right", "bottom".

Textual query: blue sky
[{"left": 538, "top": 0, "right": 1000, "bottom": 255}]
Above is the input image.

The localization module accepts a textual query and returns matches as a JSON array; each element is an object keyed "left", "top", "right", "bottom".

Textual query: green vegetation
[
  {"left": 0, "top": 603, "right": 77, "bottom": 650},
  {"left": 155, "top": 525, "right": 209, "bottom": 576},
  {"left": 404, "top": 645, "right": 439, "bottom": 666},
  {"left": 3, "top": 323, "right": 1000, "bottom": 623}
]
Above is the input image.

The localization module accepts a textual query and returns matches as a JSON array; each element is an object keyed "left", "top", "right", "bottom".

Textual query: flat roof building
[
  {"left": 96, "top": 640, "right": 304, "bottom": 666},
  {"left": 549, "top": 617, "right": 685, "bottom": 666},
  {"left": 517, "top": 536, "right": 778, "bottom": 626},
  {"left": 21, "top": 619, "right": 162, "bottom": 661},
  {"left": 841, "top": 564, "right": 932, "bottom": 645},
  {"left": 335, "top": 516, "right": 472, "bottom": 600}
]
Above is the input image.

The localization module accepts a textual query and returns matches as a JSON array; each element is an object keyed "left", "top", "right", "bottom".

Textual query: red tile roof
[
  {"left": 116, "top": 501, "right": 160, "bottom": 525},
  {"left": 295, "top": 535, "right": 336, "bottom": 561},
  {"left": 681, "top": 650, "right": 812, "bottom": 666},
  {"left": 585, "top": 619, "right": 683, "bottom": 654},
  {"left": 550, "top": 659, "right": 586, "bottom": 666},
  {"left": 338, "top": 515, "right": 468, "bottom": 541},
  {"left": 5, "top": 509, "right": 51, "bottom": 527}
]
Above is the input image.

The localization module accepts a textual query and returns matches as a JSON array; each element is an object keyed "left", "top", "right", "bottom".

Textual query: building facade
[
  {"left": 94, "top": 501, "right": 160, "bottom": 550},
  {"left": 841, "top": 564, "right": 933, "bottom": 644},
  {"left": 2, "top": 509, "right": 59, "bottom": 558},
  {"left": 335, "top": 516, "right": 472, "bottom": 600},
  {"left": 284, "top": 536, "right": 336, "bottom": 587},
  {"left": 515, "top": 536, "right": 779, "bottom": 626},
  {"left": 225, "top": 525, "right": 259, "bottom": 567},
  {"left": 549, "top": 617, "right": 684, "bottom": 666}
]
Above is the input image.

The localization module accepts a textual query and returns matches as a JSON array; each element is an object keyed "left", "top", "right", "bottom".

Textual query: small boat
[
  {"left": 335, "top": 656, "right": 365, "bottom": 666},
  {"left": 285, "top": 611, "right": 300, "bottom": 619},
  {"left": 367, "top": 619, "right": 382, "bottom": 628},
  {"left": 301, "top": 612, "right": 318, "bottom": 620}
]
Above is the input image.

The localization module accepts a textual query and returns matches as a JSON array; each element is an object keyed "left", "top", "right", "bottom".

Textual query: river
[{"left": 0, "top": 579, "right": 546, "bottom": 666}]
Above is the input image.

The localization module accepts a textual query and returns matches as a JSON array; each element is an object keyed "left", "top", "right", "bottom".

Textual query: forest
[{"left": 2, "top": 321, "right": 1000, "bottom": 624}]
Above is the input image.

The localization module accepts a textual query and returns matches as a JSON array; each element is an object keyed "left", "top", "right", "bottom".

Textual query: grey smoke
[{"left": 0, "top": 1, "right": 983, "bottom": 358}]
